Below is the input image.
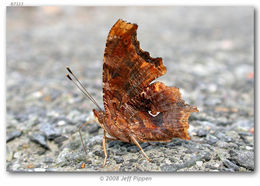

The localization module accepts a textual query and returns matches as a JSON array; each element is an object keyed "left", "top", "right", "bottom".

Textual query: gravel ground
[{"left": 6, "top": 6, "right": 254, "bottom": 172}]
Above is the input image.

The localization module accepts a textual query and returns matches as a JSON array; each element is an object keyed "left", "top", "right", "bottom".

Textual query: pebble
[
  {"left": 6, "top": 130, "right": 22, "bottom": 142},
  {"left": 86, "top": 135, "right": 103, "bottom": 148},
  {"left": 40, "top": 122, "right": 61, "bottom": 140},
  {"left": 214, "top": 163, "right": 220, "bottom": 168},
  {"left": 32, "top": 91, "right": 43, "bottom": 98},
  {"left": 245, "top": 146, "right": 253, "bottom": 150},
  {"left": 127, "top": 145, "right": 139, "bottom": 153},
  {"left": 114, "top": 156, "right": 124, "bottom": 164},
  {"left": 165, "top": 159, "right": 171, "bottom": 164},
  {"left": 196, "top": 161, "right": 203, "bottom": 167},
  {"left": 44, "top": 157, "right": 54, "bottom": 164},
  {"left": 223, "top": 159, "right": 240, "bottom": 171},
  {"left": 196, "top": 128, "right": 208, "bottom": 137},
  {"left": 229, "top": 150, "right": 254, "bottom": 170},
  {"left": 30, "top": 133, "right": 49, "bottom": 150},
  {"left": 216, "top": 141, "right": 229, "bottom": 149},
  {"left": 215, "top": 131, "right": 232, "bottom": 142},
  {"left": 93, "top": 150, "right": 105, "bottom": 158},
  {"left": 86, "top": 124, "right": 100, "bottom": 134},
  {"left": 54, "top": 136, "right": 68, "bottom": 147},
  {"left": 234, "top": 120, "right": 254, "bottom": 131},
  {"left": 57, "top": 120, "right": 66, "bottom": 126},
  {"left": 13, "top": 151, "right": 22, "bottom": 159},
  {"left": 14, "top": 113, "right": 28, "bottom": 122},
  {"left": 206, "top": 134, "right": 218, "bottom": 145},
  {"left": 161, "top": 152, "right": 209, "bottom": 172}
]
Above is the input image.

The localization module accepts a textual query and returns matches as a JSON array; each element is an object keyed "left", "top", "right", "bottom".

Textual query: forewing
[{"left": 103, "top": 19, "right": 166, "bottom": 124}]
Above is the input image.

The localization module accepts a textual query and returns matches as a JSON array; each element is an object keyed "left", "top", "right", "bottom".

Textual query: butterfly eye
[{"left": 148, "top": 110, "right": 160, "bottom": 117}]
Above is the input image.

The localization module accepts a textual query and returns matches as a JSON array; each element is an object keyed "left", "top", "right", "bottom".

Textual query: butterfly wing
[
  {"left": 102, "top": 19, "right": 166, "bottom": 129},
  {"left": 117, "top": 82, "right": 198, "bottom": 141},
  {"left": 102, "top": 19, "right": 198, "bottom": 142}
]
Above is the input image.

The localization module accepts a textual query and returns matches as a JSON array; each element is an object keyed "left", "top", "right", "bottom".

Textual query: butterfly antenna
[{"left": 66, "top": 66, "right": 102, "bottom": 111}]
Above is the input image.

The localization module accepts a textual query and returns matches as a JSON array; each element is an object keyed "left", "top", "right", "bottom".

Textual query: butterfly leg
[
  {"left": 102, "top": 131, "right": 118, "bottom": 167},
  {"left": 130, "top": 135, "right": 152, "bottom": 162},
  {"left": 102, "top": 131, "right": 109, "bottom": 167},
  {"left": 78, "top": 120, "right": 94, "bottom": 161}
]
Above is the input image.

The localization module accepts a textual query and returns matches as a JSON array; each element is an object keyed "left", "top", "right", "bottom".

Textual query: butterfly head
[{"left": 93, "top": 109, "right": 106, "bottom": 127}]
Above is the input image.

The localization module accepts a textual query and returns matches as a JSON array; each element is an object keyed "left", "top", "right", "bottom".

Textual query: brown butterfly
[{"left": 66, "top": 19, "right": 198, "bottom": 167}]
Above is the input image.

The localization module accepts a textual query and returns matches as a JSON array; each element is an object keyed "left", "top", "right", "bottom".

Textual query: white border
[{"left": 1, "top": 0, "right": 259, "bottom": 186}]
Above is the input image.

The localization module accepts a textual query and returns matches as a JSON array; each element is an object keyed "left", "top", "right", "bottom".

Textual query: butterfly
[{"left": 66, "top": 19, "right": 198, "bottom": 167}]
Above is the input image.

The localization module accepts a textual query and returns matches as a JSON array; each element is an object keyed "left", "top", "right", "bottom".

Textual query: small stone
[
  {"left": 141, "top": 143, "right": 150, "bottom": 148},
  {"left": 203, "top": 152, "right": 211, "bottom": 161},
  {"left": 57, "top": 120, "right": 66, "bottom": 126},
  {"left": 115, "top": 149, "right": 127, "bottom": 156},
  {"left": 127, "top": 145, "right": 139, "bottom": 153},
  {"left": 214, "top": 163, "right": 220, "bottom": 168},
  {"left": 216, "top": 117, "right": 231, "bottom": 126},
  {"left": 54, "top": 136, "right": 68, "bottom": 147},
  {"left": 14, "top": 113, "right": 28, "bottom": 122},
  {"left": 196, "top": 161, "right": 203, "bottom": 167},
  {"left": 206, "top": 134, "right": 218, "bottom": 145},
  {"left": 229, "top": 150, "right": 254, "bottom": 170},
  {"left": 129, "top": 158, "right": 137, "bottom": 163},
  {"left": 68, "top": 141, "right": 81, "bottom": 150},
  {"left": 107, "top": 140, "right": 118, "bottom": 148},
  {"left": 196, "top": 128, "right": 208, "bottom": 137},
  {"left": 208, "top": 84, "right": 217, "bottom": 93},
  {"left": 216, "top": 141, "right": 229, "bottom": 148},
  {"left": 44, "top": 157, "right": 54, "bottom": 164},
  {"left": 94, "top": 150, "right": 105, "bottom": 158},
  {"left": 30, "top": 133, "right": 49, "bottom": 150},
  {"left": 40, "top": 122, "right": 61, "bottom": 140},
  {"left": 6, "top": 130, "right": 22, "bottom": 142},
  {"left": 86, "top": 124, "right": 100, "bottom": 134},
  {"left": 11, "top": 162, "right": 21, "bottom": 171},
  {"left": 165, "top": 159, "right": 171, "bottom": 165},
  {"left": 86, "top": 135, "right": 103, "bottom": 148},
  {"left": 13, "top": 151, "right": 22, "bottom": 159},
  {"left": 32, "top": 91, "right": 43, "bottom": 98},
  {"left": 234, "top": 120, "right": 254, "bottom": 131},
  {"left": 215, "top": 131, "right": 232, "bottom": 142},
  {"left": 245, "top": 146, "right": 253, "bottom": 150},
  {"left": 238, "top": 132, "right": 252, "bottom": 136},
  {"left": 223, "top": 159, "right": 240, "bottom": 171},
  {"left": 114, "top": 156, "right": 124, "bottom": 164},
  {"left": 166, "top": 138, "right": 183, "bottom": 147},
  {"left": 56, "top": 148, "right": 70, "bottom": 164},
  {"left": 37, "top": 149, "right": 47, "bottom": 155}
]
